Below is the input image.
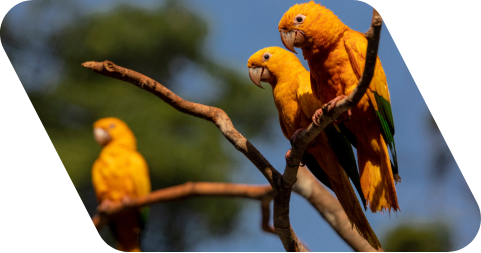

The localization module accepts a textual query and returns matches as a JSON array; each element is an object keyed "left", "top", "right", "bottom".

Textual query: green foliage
[
  {"left": 383, "top": 222, "right": 453, "bottom": 252},
  {"left": 1, "top": 0, "right": 276, "bottom": 250},
  {"left": 51, "top": 1, "right": 208, "bottom": 85}
]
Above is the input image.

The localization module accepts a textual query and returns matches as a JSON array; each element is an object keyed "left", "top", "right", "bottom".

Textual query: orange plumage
[
  {"left": 92, "top": 117, "right": 151, "bottom": 252},
  {"left": 248, "top": 47, "right": 381, "bottom": 249},
  {"left": 279, "top": 1, "right": 400, "bottom": 213}
]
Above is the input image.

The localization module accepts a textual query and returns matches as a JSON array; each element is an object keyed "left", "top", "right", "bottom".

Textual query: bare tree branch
[
  {"left": 82, "top": 9, "right": 382, "bottom": 252},
  {"left": 80, "top": 60, "right": 281, "bottom": 190},
  {"left": 91, "top": 167, "right": 381, "bottom": 251},
  {"left": 294, "top": 167, "right": 383, "bottom": 252},
  {"left": 92, "top": 182, "right": 273, "bottom": 230},
  {"left": 81, "top": 58, "right": 306, "bottom": 250},
  {"left": 261, "top": 194, "right": 276, "bottom": 234}
]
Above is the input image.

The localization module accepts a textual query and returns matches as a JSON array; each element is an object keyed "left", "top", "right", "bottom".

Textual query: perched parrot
[
  {"left": 92, "top": 117, "right": 151, "bottom": 252},
  {"left": 278, "top": 1, "right": 400, "bottom": 213},
  {"left": 248, "top": 47, "right": 381, "bottom": 249}
]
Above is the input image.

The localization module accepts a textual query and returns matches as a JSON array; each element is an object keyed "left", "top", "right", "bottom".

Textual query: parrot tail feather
[
  {"left": 358, "top": 135, "right": 400, "bottom": 213},
  {"left": 329, "top": 169, "right": 382, "bottom": 250}
]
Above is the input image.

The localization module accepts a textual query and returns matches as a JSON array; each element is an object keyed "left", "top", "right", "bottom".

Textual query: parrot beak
[
  {"left": 280, "top": 29, "right": 309, "bottom": 54},
  {"left": 249, "top": 66, "right": 275, "bottom": 89},
  {"left": 280, "top": 30, "right": 297, "bottom": 54},
  {"left": 249, "top": 67, "right": 265, "bottom": 89},
  {"left": 94, "top": 127, "right": 111, "bottom": 146}
]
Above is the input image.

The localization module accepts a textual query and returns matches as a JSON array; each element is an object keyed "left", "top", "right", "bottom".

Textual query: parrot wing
[
  {"left": 296, "top": 73, "right": 366, "bottom": 209},
  {"left": 325, "top": 125, "right": 367, "bottom": 210},
  {"left": 279, "top": 114, "right": 289, "bottom": 139},
  {"left": 344, "top": 30, "right": 399, "bottom": 177},
  {"left": 128, "top": 151, "right": 151, "bottom": 228},
  {"left": 92, "top": 159, "right": 109, "bottom": 202},
  {"left": 302, "top": 152, "right": 332, "bottom": 190}
]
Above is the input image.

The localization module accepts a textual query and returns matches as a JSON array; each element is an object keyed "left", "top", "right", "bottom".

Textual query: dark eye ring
[{"left": 296, "top": 16, "right": 303, "bottom": 22}]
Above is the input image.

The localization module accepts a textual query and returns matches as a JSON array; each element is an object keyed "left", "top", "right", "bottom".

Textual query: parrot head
[
  {"left": 247, "top": 46, "right": 304, "bottom": 88},
  {"left": 278, "top": 1, "right": 346, "bottom": 53},
  {"left": 93, "top": 117, "right": 137, "bottom": 149}
]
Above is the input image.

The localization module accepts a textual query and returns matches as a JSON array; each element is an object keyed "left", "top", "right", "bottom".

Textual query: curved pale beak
[
  {"left": 249, "top": 67, "right": 265, "bottom": 89},
  {"left": 280, "top": 29, "right": 309, "bottom": 54},
  {"left": 249, "top": 66, "right": 275, "bottom": 89},
  {"left": 94, "top": 127, "right": 111, "bottom": 146}
]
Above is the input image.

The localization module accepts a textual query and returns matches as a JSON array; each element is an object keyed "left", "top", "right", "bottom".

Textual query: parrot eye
[
  {"left": 294, "top": 14, "right": 306, "bottom": 24},
  {"left": 109, "top": 124, "right": 116, "bottom": 129},
  {"left": 262, "top": 53, "right": 272, "bottom": 62}
]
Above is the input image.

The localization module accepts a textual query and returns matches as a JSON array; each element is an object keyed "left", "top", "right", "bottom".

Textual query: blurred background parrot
[
  {"left": 278, "top": 1, "right": 400, "bottom": 213},
  {"left": 92, "top": 117, "right": 151, "bottom": 252},
  {"left": 247, "top": 47, "right": 381, "bottom": 249}
]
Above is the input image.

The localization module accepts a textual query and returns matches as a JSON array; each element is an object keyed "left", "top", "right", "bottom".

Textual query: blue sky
[{"left": 5, "top": 0, "right": 480, "bottom": 251}]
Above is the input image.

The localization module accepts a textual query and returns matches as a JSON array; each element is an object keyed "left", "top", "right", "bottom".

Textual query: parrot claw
[
  {"left": 290, "top": 128, "right": 316, "bottom": 150},
  {"left": 285, "top": 149, "right": 294, "bottom": 166},
  {"left": 394, "top": 174, "right": 402, "bottom": 184},
  {"left": 312, "top": 95, "right": 351, "bottom": 125},
  {"left": 285, "top": 149, "right": 309, "bottom": 167},
  {"left": 312, "top": 109, "right": 323, "bottom": 126},
  {"left": 290, "top": 128, "right": 305, "bottom": 149},
  {"left": 330, "top": 95, "right": 352, "bottom": 124},
  {"left": 98, "top": 199, "right": 114, "bottom": 214},
  {"left": 121, "top": 196, "right": 132, "bottom": 207}
]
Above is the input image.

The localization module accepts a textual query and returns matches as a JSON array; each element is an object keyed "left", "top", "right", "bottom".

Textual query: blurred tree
[
  {"left": 1, "top": 0, "right": 276, "bottom": 250},
  {"left": 383, "top": 222, "right": 453, "bottom": 252}
]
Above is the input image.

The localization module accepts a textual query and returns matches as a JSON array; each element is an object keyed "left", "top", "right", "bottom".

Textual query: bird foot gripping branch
[
  {"left": 291, "top": 128, "right": 319, "bottom": 149},
  {"left": 286, "top": 128, "right": 315, "bottom": 167},
  {"left": 97, "top": 199, "right": 114, "bottom": 214},
  {"left": 312, "top": 95, "right": 352, "bottom": 126},
  {"left": 285, "top": 149, "right": 295, "bottom": 167}
]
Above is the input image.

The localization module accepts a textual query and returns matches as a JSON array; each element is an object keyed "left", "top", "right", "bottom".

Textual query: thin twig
[{"left": 261, "top": 195, "right": 276, "bottom": 234}]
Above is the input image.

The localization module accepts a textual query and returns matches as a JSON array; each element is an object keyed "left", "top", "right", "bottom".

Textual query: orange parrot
[
  {"left": 92, "top": 117, "right": 151, "bottom": 252},
  {"left": 248, "top": 47, "right": 381, "bottom": 249},
  {"left": 279, "top": 1, "right": 400, "bottom": 213}
]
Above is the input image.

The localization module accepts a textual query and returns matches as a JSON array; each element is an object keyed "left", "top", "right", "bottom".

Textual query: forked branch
[{"left": 83, "top": 9, "right": 383, "bottom": 252}]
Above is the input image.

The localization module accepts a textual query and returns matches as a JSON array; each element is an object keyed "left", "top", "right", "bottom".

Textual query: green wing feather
[
  {"left": 373, "top": 92, "right": 399, "bottom": 178},
  {"left": 325, "top": 125, "right": 367, "bottom": 210},
  {"left": 302, "top": 152, "right": 332, "bottom": 191},
  {"left": 140, "top": 206, "right": 149, "bottom": 230},
  {"left": 337, "top": 122, "right": 358, "bottom": 149},
  {"left": 344, "top": 30, "right": 399, "bottom": 180}
]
